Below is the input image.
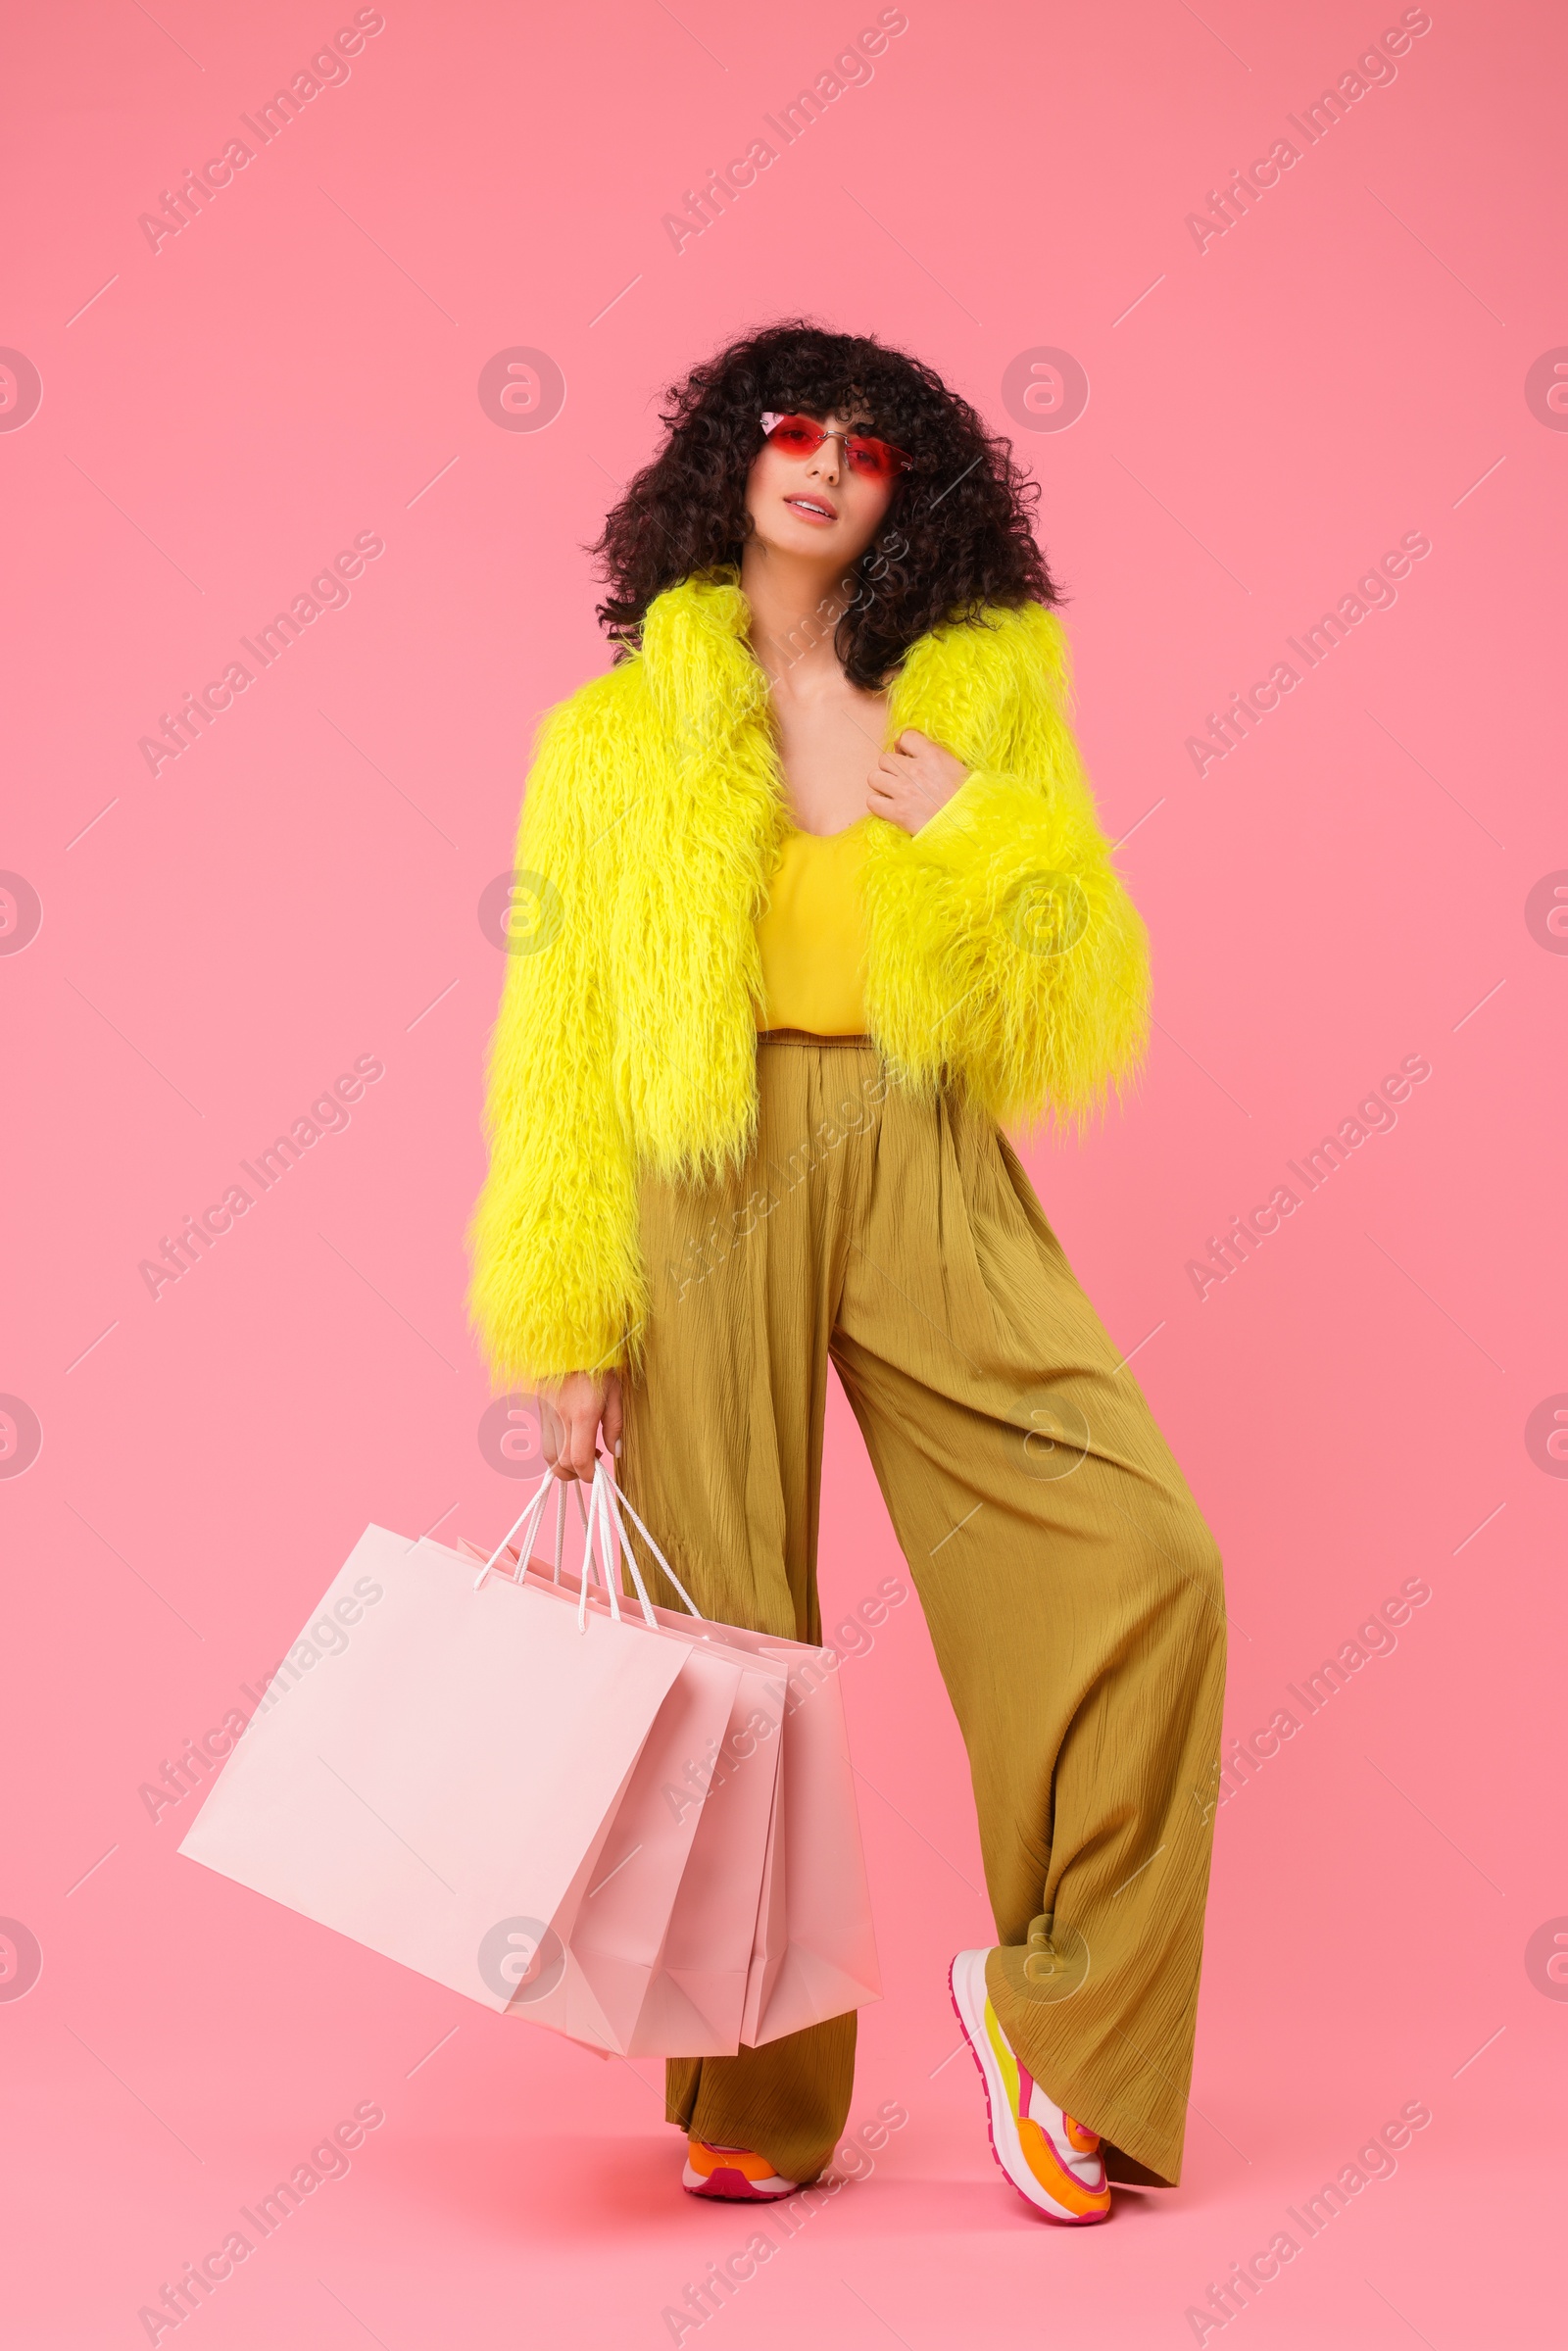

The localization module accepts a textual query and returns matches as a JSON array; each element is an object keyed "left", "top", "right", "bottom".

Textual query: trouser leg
[
  {"left": 833, "top": 1090, "right": 1226, "bottom": 2186},
  {"left": 662, "top": 2018, "right": 858, "bottom": 2186},
  {"left": 618, "top": 1042, "right": 876, "bottom": 2182}
]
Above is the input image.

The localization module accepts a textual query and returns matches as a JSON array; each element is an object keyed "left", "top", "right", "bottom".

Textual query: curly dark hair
[{"left": 590, "top": 319, "right": 1059, "bottom": 688}]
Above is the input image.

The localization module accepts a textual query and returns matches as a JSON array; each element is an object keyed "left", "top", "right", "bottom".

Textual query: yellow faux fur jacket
[{"left": 468, "top": 571, "right": 1149, "bottom": 1386}]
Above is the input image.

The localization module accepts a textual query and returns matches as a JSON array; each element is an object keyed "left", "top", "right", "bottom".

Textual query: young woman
[{"left": 469, "top": 321, "right": 1225, "bottom": 2225}]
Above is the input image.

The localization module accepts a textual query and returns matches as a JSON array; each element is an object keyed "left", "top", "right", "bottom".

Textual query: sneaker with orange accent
[
  {"left": 681, "top": 2139, "right": 801, "bottom": 2201},
  {"left": 949, "top": 1947, "right": 1111, "bottom": 2223}
]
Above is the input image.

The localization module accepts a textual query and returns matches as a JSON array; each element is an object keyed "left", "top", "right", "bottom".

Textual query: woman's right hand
[{"left": 539, "top": 1371, "right": 623, "bottom": 1481}]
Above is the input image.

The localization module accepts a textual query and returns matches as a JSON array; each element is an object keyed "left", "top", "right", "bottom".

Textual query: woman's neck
[{"left": 739, "top": 539, "right": 856, "bottom": 693}]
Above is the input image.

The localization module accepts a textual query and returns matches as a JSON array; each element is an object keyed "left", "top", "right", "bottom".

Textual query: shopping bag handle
[
  {"left": 473, "top": 1468, "right": 555, "bottom": 1590},
  {"left": 593, "top": 1461, "right": 705, "bottom": 1623},
  {"left": 472, "top": 1457, "right": 701, "bottom": 1634},
  {"left": 473, "top": 1471, "right": 586, "bottom": 1601},
  {"left": 471, "top": 1460, "right": 637, "bottom": 1635},
  {"left": 585, "top": 1460, "right": 653, "bottom": 1632}
]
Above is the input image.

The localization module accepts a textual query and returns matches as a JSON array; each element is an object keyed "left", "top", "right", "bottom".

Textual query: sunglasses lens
[{"left": 764, "top": 414, "right": 907, "bottom": 479}]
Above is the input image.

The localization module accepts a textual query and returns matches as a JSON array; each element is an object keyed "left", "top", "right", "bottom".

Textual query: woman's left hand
[{"left": 866, "top": 729, "right": 969, "bottom": 835}]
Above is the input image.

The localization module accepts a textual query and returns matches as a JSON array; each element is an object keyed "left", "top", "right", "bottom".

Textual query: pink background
[{"left": 3, "top": 0, "right": 1564, "bottom": 2343}]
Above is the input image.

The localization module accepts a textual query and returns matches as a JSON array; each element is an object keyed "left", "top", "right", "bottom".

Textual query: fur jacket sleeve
[
  {"left": 867, "top": 597, "right": 1150, "bottom": 1127},
  {"left": 466, "top": 671, "right": 650, "bottom": 1390}
]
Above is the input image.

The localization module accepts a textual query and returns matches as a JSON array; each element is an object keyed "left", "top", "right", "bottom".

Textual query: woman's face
[{"left": 744, "top": 409, "right": 898, "bottom": 569}]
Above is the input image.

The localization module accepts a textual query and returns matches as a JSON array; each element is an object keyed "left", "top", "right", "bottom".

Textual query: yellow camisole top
[{"left": 755, "top": 815, "right": 871, "bottom": 1037}]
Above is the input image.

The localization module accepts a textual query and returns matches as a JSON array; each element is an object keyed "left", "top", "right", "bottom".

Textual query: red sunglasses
[{"left": 760, "top": 411, "right": 911, "bottom": 482}]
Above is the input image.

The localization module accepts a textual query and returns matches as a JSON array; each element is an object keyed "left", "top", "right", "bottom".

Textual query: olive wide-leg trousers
[{"left": 618, "top": 1037, "right": 1226, "bottom": 2189}]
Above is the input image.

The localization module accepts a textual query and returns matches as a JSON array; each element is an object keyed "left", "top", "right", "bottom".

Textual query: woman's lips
[{"left": 783, "top": 494, "right": 838, "bottom": 523}]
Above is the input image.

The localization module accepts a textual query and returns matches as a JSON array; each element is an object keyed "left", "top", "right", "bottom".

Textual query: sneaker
[
  {"left": 681, "top": 2139, "right": 801, "bottom": 2201},
  {"left": 949, "top": 1947, "right": 1111, "bottom": 2223}
]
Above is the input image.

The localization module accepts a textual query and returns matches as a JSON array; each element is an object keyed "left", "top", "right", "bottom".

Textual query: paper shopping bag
[
  {"left": 494, "top": 1610, "right": 747, "bottom": 2053},
  {"left": 178, "top": 1521, "right": 737, "bottom": 2042},
  {"left": 599, "top": 1472, "right": 881, "bottom": 2045},
  {"left": 488, "top": 1467, "right": 883, "bottom": 2048},
  {"left": 738, "top": 1633, "right": 881, "bottom": 2043},
  {"left": 460, "top": 1472, "right": 789, "bottom": 2057},
  {"left": 551, "top": 1612, "right": 786, "bottom": 2057}
]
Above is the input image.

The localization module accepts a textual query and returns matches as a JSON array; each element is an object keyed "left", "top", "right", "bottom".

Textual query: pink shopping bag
[
  {"left": 459, "top": 1467, "right": 788, "bottom": 2058},
  {"left": 593, "top": 1469, "right": 881, "bottom": 2045},
  {"left": 473, "top": 1464, "right": 882, "bottom": 2049},
  {"left": 177, "top": 1510, "right": 740, "bottom": 2050}
]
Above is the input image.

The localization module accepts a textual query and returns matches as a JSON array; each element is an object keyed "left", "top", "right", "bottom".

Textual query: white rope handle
[
  {"left": 472, "top": 1468, "right": 554, "bottom": 1590},
  {"left": 595, "top": 1464, "right": 705, "bottom": 1622},
  {"left": 471, "top": 1457, "right": 699, "bottom": 1639},
  {"left": 578, "top": 1462, "right": 625, "bottom": 1632},
  {"left": 572, "top": 1472, "right": 617, "bottom": 1607},
  {"left": 559, "top": 1474, "right": 631, "bottom": 1632},
  {"left": 591, "top": 1462, "right": 662, "bottom": 1630}
]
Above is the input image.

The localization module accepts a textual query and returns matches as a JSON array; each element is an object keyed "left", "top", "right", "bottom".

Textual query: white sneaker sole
[{"left": 949, "top": 1947, "right": 1109, "bottom": 2224}]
